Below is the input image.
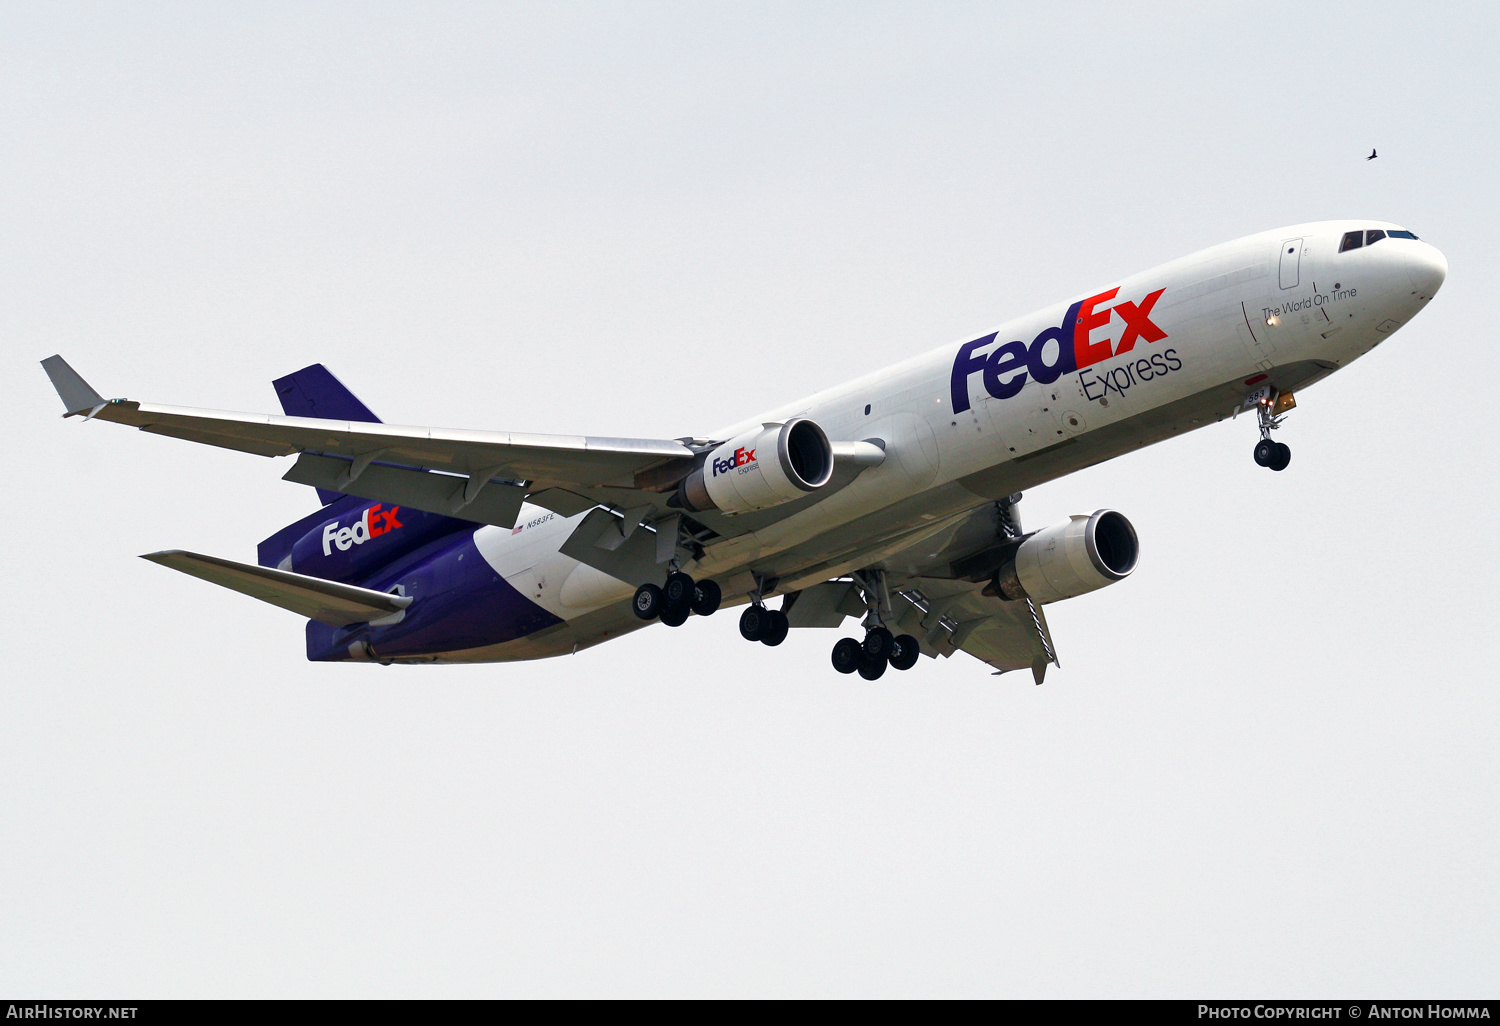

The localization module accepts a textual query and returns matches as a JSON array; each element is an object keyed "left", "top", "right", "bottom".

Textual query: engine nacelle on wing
[
  {"left": 677, "top": 418, "right": 835, "bottom": 514},
  {"left": 992, "top": 509, "right": 1139, "bottom": 604}
]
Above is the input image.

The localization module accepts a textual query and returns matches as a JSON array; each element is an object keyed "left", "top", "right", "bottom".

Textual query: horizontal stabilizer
[{"left": 141, "top": 549, "right": 413, "bottom": 626}]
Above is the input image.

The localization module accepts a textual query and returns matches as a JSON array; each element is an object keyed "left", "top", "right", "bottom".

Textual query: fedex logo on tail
[
  {"left": 951, "top": 287, "right": 1168, "bottom": 412},
  {"left": 321, "top": 503, "right": 404, "bottom": 554}
]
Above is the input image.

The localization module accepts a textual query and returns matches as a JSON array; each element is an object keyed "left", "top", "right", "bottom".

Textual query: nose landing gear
[
  {"left": 1248, "top": 389, "right": 1293, "bottom": 472},
  {"left": 1253, "top": 437, "right": 1291, "bottom": 472}
]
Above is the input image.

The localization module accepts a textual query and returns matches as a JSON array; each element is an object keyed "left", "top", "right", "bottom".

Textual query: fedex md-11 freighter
[{"left": 42, "top": 221, "right": 1446, "bottom": 681}]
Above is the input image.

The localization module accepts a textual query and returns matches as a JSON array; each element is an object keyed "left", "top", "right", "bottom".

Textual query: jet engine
[
  {"left": 991, "top": 509, "right": 1139, "bottom": 604},
  {"left": 676, "top": 418, "right": 835, "bottom": 514}
]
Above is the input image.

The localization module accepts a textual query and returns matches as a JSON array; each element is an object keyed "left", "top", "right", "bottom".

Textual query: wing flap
[
  {"left": 557, "top": 508, "right": 665, "bottom": 587},
  {"left": 886, "top": 575, "right": 1056, "bottom": 675},
  {"left": 141, "top": 550, "right": 413, "bottom": 626},
  {"left": 786, "top": 581, "right": 861, "bottom": 628},
  {"left": 283, "top": 453, "right": 528, "bottom": 528}
]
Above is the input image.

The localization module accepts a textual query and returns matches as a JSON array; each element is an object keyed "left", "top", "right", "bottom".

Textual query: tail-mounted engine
[
  {"left": 676, "top": 418, "right": 835, "bottom": 514},
  {"left": 991, "top": 509, "right": 1139, "bottom": 604}
]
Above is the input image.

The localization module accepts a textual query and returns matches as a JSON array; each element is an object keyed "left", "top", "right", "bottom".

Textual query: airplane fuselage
[{"left": 294, "top": 219, "right": 1445, "bottom": 665}]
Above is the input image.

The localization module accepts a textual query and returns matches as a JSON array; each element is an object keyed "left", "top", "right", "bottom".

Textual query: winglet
[{"left": 40, "top": 355, "right": 107, "bottom": 417}]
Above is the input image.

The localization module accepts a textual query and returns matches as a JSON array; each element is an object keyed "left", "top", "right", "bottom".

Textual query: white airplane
[{"left": 41, "top": 220, "right": 1446, "bottom": 681}]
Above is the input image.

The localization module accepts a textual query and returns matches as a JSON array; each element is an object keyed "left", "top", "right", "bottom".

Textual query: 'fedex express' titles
[
  {"left": 951, "top": 286, "right": 1176, "bottom": 412},
  {"left": 712, "top": 446, "right": 757, "bottom": 476}
]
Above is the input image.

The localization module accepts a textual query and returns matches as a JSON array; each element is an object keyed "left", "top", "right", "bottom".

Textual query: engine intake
[
  {"left": 992, "top": 509, "right": 1139, "bottom": 604},
  {"left": 677, "top": 418, "right": 834, "bottom": 514}
]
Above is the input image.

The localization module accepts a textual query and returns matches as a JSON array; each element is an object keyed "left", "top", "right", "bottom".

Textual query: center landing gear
[
  {"left": 739, "top": 603, "right": 789, "bottom": 646},
  {"left": 1249, "top": 390, "right": 1292, "bottom": 472},
  {"left": 632, "top": 572, "right": 721, "bottom": 627}
]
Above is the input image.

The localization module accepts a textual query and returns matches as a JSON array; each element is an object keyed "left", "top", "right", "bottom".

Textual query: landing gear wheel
[
  {"left": 862, "top": 626, "right": 894, "bottom": 660},
  {"left": 857, "top": 654, "right": 888, "bottom": 681},
  {"left": 1269, "top": 442, "right": 1291, "bottom": 472},
  {"left": 831, "top": 637, "right": 862, "bottom": 674},
  {"left": 739, "top": 605, "right": 769, "bottom": 642},
  {"left": 662, "top": 571, "right": 695, "bottom": 611},
  {"left": 888, "top": 634, "right": 920, "bottom": 671},
  {"left": 632, "top": 583, "right": 663, "bottom": 621},
  {"left": 1253, "top": 438, "right": 1276, "bottom": 467},
  {"left": 761, "top": 609, "right": 789, "bottom": 647},
  {"left": 690, "top": 580, "right": 721, "bottom": 617},
  {"left": 659, "top": 605, "right": 689, "bottom": 627}
]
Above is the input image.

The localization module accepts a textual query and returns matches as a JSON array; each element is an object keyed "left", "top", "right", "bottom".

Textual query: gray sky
[{"left": 3, "top": 1, "right": 1496, "bottom": 997}]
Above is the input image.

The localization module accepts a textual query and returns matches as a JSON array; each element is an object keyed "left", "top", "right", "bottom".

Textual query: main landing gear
[
  {"left": 632, "top": 571, "right": 721, "bottom": 627},
  {"left": 830, "top": 628, "right": 921, "bottom": 679},
  {"left": 829, "top": 570, "right": 920, "bottom": 680},
  {"left": 1249, "top": 390, "right": 1293, "bottom": 472}
]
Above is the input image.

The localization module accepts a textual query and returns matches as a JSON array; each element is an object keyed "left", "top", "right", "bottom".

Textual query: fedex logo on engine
[
  {"left": 321, "top": 503, "right": 404, "bottom": 555},
  {"left": 711, "top": 447, "right": 756, "bottom": 477},
  {"left": 950, "top": 286, "right": 1168, "bottom": 412}
]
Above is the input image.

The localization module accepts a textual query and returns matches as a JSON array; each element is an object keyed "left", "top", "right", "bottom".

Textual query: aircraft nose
[{"left": 1406, "top": 241, "right": 1447, "bottom": 298}]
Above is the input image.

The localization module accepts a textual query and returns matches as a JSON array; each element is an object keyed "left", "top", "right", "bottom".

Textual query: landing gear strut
[{"left": 1249, "top": 391, "right": 1292, "bottom": 472}]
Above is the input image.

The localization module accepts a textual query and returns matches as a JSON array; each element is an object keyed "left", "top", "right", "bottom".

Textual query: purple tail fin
[{"left": 273, "top": 364, "right": 381, "bottom": 505}]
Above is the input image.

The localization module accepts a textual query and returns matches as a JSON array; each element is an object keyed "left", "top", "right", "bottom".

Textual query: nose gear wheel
[{"left": 1247, "top": 389, "right": 1293, "bottom": 471}]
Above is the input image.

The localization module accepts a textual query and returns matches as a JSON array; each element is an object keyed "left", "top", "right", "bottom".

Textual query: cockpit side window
[
  {"left": 1340, "top": 230, "right": 1364, "bottom": 252},
  {"left": 1388, "top": 229, "right": 1419, "bottom": 240},
  {"left": 1366, "top": 229, "right": 1387, "bottom": 246}
]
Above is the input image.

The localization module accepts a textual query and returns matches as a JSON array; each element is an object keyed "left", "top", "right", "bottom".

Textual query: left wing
[{"left": 41, "top": 357, "right": 879, "bottom": 546}]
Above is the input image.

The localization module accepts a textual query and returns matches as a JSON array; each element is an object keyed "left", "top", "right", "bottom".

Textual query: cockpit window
[
  {"left": 1340, "top": 230, "right": 1364, "bottom": 252},
  {"left": 1366, "top": 229, "right": 1387, "bottom": 246},
  {"left": 1388, "top": 229, "right": 1419, "bottom": 240}
]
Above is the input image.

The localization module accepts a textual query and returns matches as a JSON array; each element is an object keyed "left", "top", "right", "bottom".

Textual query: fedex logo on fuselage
[
  {"left": 711, "top": 447, "right": 756, "bottom": 477},
  {"left": 950, "top": 286, "right": 1168, "bottom": 412},
  {"left": 321, "top": 503, "right": 404, "bottom": 555}
]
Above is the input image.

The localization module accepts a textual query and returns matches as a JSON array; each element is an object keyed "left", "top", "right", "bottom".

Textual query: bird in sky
[{"left": 1367, "top": 148, "right": 1378, "bottom": 160}]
